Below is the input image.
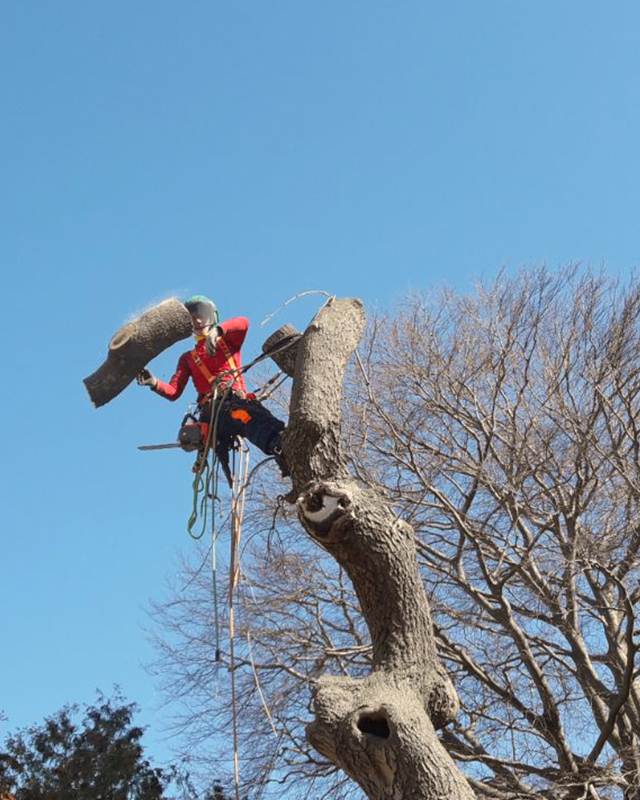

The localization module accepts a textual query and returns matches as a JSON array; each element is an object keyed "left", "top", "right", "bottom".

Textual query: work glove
[
  {"left": 205, "top": 327, "right": 221, "bottom": 356},
  {"left": 136, "top": 368, "right": 157, "bottom": 388}
]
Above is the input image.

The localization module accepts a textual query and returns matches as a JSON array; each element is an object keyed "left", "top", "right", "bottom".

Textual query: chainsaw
[{"left": 138, "top": 412, "right": 209, "bottom": 452}]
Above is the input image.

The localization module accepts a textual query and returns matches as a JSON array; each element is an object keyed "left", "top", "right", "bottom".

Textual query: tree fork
[
  {"left": 283, "top": 297, "right": 474, "bottom": 800},
  {"left": 83, "top": 298, "right": 192, "bottom": 407}
]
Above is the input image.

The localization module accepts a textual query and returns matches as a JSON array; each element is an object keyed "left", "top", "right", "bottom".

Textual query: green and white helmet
[{"left": 184, "top": 295, "right": 219, "bottom": 329}]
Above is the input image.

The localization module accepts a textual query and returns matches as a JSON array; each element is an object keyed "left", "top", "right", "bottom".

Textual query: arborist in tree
[{"left": 136, "top": 295, "right": 288, "bottom": 479}]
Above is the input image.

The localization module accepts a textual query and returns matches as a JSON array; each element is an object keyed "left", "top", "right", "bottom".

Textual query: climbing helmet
[{"left": 184, "top": 295, "right": 219, "bottom": 333}]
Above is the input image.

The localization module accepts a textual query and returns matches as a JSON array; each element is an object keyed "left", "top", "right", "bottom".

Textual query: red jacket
[{"left": 152, "top": 316, "right": 248, "bottom": 401}]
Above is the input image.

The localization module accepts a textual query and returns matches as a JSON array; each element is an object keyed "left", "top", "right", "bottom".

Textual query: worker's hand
[
  {"left": 136, "top": 368, "right": 157, "bottom": 388},
  {"left": 205, "top": 328, "right": 220, "bottom": 356}
]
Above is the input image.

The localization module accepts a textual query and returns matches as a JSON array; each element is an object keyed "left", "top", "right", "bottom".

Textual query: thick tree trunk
[
  {"left": 282, "top": 297, "right": 474, "bottom": 800},
  {"left": 83, "top": 298, "right": 192, "bottom": 408}
]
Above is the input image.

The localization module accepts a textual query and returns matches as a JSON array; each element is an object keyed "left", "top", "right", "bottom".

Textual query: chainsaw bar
[{"left": 138, "top": 442, "right": 183, "bottom": 451}]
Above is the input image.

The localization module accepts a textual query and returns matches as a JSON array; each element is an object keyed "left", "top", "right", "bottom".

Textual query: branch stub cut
[{"left": 298, "top": 485, "right": 353, "bottom": 541}]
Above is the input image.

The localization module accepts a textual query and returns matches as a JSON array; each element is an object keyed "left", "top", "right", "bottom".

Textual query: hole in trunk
[{"left": 357, "top": 712, "right": 390, "bottom": 739}]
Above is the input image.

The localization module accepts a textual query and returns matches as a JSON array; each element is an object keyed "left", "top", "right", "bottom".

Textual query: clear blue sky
[{"left": 1, "top": 0, "right": 639, "bottom": 774}]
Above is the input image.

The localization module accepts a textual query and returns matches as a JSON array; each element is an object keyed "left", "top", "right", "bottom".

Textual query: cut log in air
[{"left": 83, "top": 298, "right": 192, "bottom": 408}]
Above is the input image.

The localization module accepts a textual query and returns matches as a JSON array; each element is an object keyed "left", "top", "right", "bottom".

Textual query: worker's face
[{"left": 191, "top": 315, "right": 212, "bottom": 337}]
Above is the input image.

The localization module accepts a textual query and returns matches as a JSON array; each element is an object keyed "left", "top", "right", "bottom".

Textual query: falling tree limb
[{"left": 83, "top": 298, "right": 192, "bottom": 408}]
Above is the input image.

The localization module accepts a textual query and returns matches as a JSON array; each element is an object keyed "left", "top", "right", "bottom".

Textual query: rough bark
[
  {"left": 83, "top": 298, "right": 192, "bottom": 408},
  {"left": 281, "top": 297, "right": 474, "bottom": 800}
]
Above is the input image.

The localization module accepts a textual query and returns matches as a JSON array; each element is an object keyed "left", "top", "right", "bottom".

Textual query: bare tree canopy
[{"left": 152, "top": 269, "right": 640, "bottom": 800}]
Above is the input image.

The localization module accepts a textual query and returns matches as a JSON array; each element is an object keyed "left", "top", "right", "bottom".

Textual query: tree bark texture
[
  {"left": 282, "top": 297, "right": 474, "bottom": 800},
  {"left": 83, "top": 299, "right": 192, "bottom": 408}
]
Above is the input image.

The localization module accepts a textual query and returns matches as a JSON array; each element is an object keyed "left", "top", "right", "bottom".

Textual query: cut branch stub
[
  {"left": 83, "top": 298, "right": 192, "bottom": 407},
  {"left": 261, "top": 324, "right": 302, "bottom": 377},
  {"left": 299, "top": 484, "right": 353, "bottom": 542}
]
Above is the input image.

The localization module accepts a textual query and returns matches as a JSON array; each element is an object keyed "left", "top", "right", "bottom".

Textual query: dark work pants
[{"left": 199, "top": 393, "right": 285, "bottom": 456}]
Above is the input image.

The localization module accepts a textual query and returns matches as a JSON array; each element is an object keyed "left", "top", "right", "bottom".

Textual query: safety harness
[
  {"left": 190, "top": 336, "right": 247, "bottom": 397},
  {"left": 187, "top": 336, "right": 250, "bottom": 491}
]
